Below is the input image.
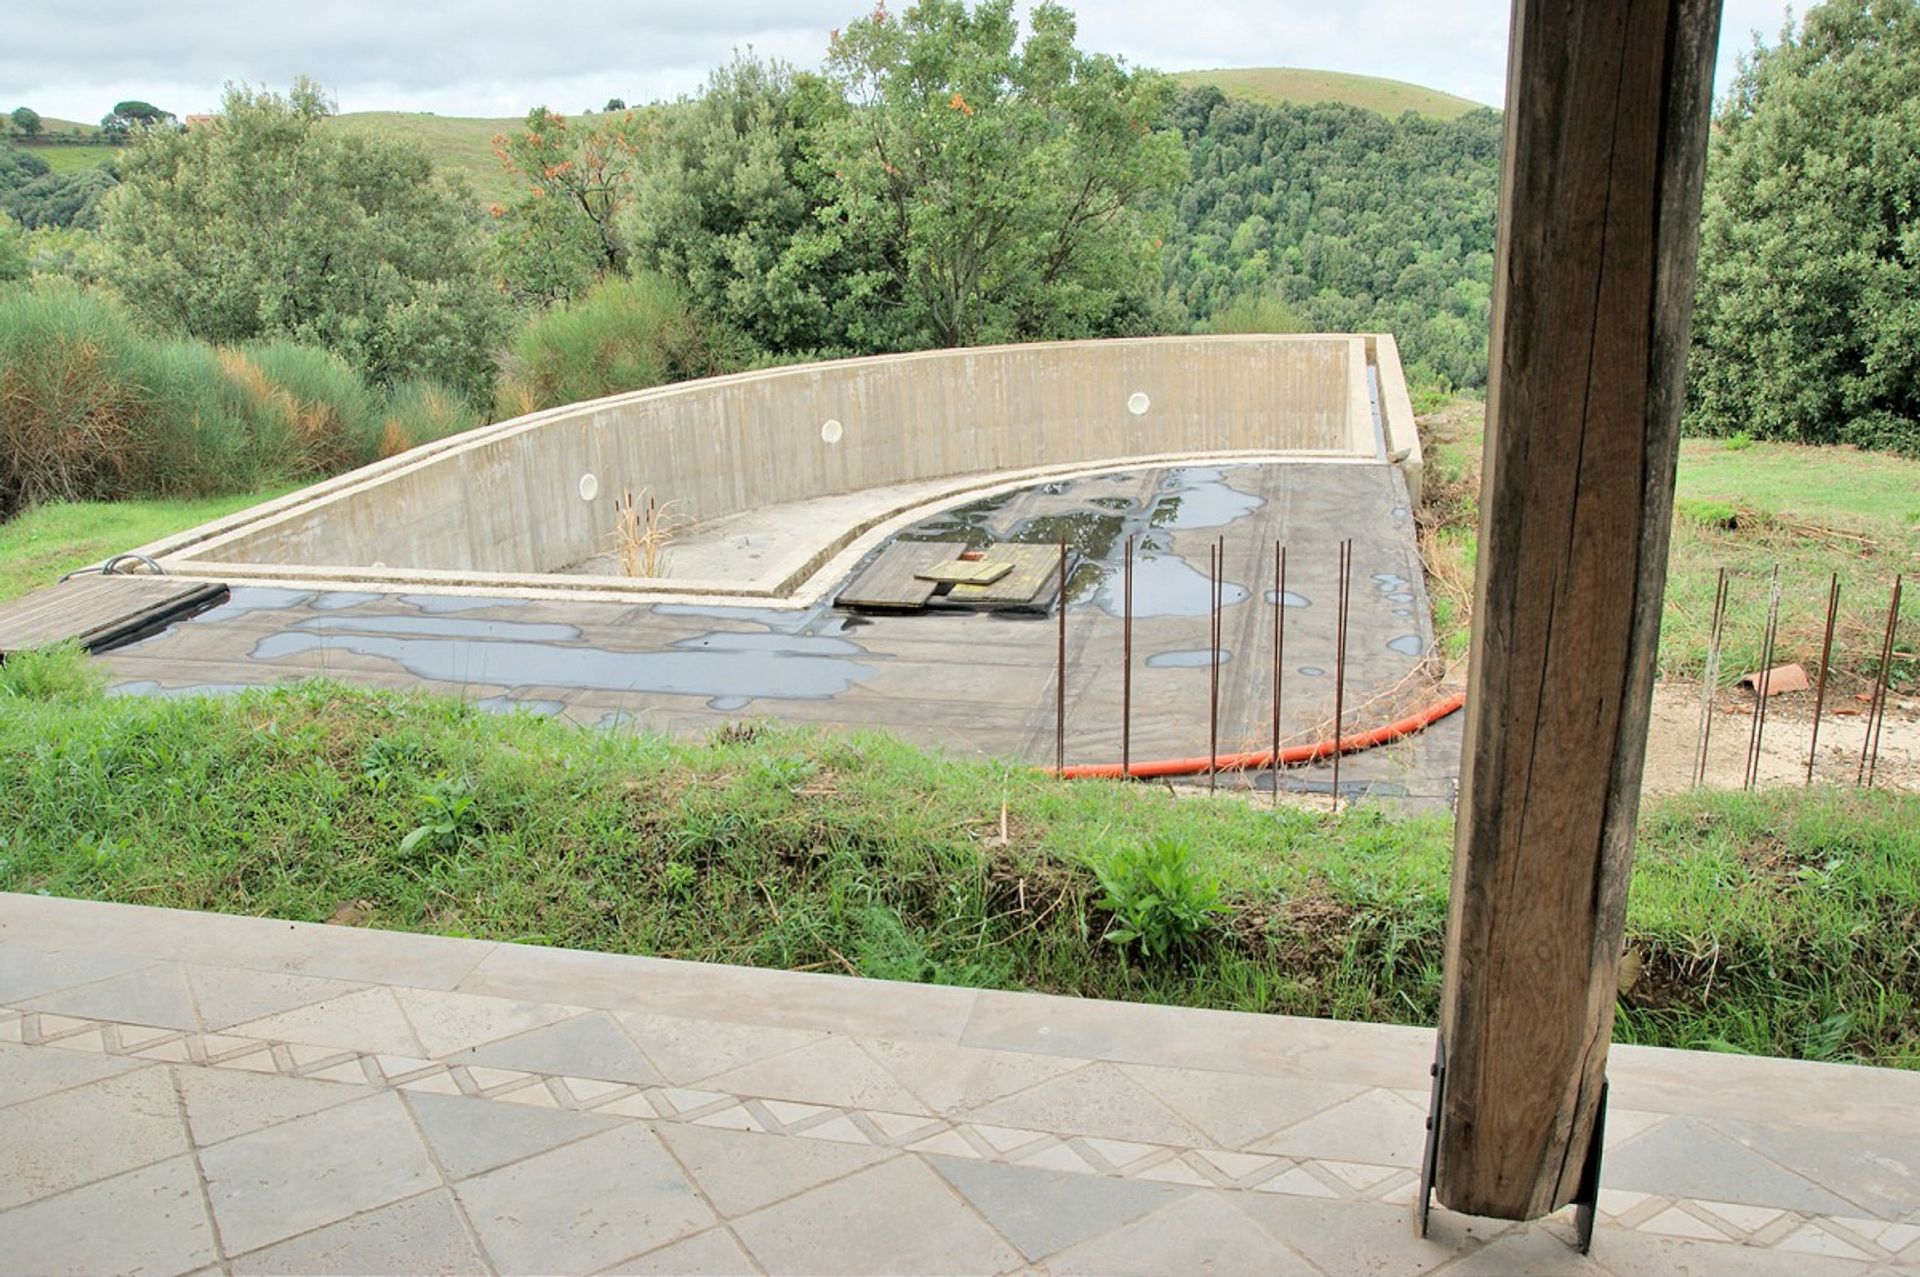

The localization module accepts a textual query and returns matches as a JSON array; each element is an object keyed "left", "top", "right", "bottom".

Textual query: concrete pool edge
[{"left": 117, "top": 335, "right": 1424, "bottom": 607}]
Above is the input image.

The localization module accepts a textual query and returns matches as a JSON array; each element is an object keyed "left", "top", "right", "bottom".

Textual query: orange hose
[{"left": 1057, "top": 691, "right": 1467, "bottom": 780}]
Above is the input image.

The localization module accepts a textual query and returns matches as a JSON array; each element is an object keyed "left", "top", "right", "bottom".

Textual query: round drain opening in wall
[
  {"left": 1127, "top": 392, "right": 1150, "bottom": 416},
  {"left": 821, "top": 419, "right": 844, "bottom": 444},
  {"left": 578, "top": 473, "right": 599, "bottom": 501}
]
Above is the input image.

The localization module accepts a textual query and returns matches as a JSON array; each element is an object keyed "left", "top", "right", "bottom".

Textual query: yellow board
[
  {"left": 945, "top": 544, "right": 1063, "bottom": 607},
  {"left": 914, "top": 561, "right": 1014, "bottom": 586}
]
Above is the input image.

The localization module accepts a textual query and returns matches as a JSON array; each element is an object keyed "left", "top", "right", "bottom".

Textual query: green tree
[
  {"left": 1687, "top": 0, "right": 1920, "bottom": 453},
  {"left": 623, "top": 55, "right": 849, "bottom": 354},
  {"left": 1158, "top": 86, "right": 1502, "bottom": 391},
  {"left": 490, "top": 106, "right": 650, "bottom": 303},
  {"left": 100, "top": 80, "right": 507, "bottom": 401},
  {"left": 9, "top": 107, "right": 41, "bottom": 138},
  {"left": 807, "top": 0, "right": 1188, "bottom": 350},
  {"left": 604, "top": 97, "right": 627, "bottom": 111}
]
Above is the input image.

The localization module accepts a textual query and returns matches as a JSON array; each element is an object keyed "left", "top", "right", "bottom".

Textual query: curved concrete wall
[{"left": 157, "top": 335, "right": 1408, "bottom": 584}]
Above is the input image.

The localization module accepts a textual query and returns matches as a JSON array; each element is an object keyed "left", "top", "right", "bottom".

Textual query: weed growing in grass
[
  {"left": 0, "top": 641, "right": 102, "bottom": 702},
  {"left": 1096, "top": 835, "right": 1229, "bottom": 961}
]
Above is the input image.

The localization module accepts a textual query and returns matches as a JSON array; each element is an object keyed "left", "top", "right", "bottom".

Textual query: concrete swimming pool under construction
[{"left": 98, "top": 335, "right": 1457, "bottom": 803}]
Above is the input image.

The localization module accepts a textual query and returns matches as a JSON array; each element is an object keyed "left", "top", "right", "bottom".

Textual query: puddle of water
[
  {"left": 1263, "top": 590, "right": 1312, "bottom": 608},
  {"left": 400, "top": 594, "right": 525, "bottom": 614},
  {"left": 653, "top": 602, "right": 826, "bottom": 634},
  {"left": 1092, "top": 552, "right": 1250, "bottom": 619},
  {"left": 1393, "top": 608, "right": 1412, "bottom": 618},
  {"left": 1149, "top": 468, "right": 1265, "bottom": 530},
  {"left": 1009, "top": 510, "right": 1125, "bottom": 562},
  {"left": 474, "top": 696, "right": 567, "bottom": 716},
  {"left": 1386, "top": 634, "right": 1425, "bottom": 657},
  {"left": 311, "top": 592, "right": 385, "bottom": 611},
  {"left": 1372, "top": 573, "right": 1409, "bottom": 593},
  {"left": 109, "top": 680, "right": 261, "bottom": 699},
  {"left": 1386, "top": 591, "right": 1415, "bottom": 605},
  {"left": 297, "top": 615, "right": 582, "bottom": 642},
  {"left": 198, "top": 588, "right": 315, "bottom": 620},
  {"left": 707, "top": 695, "right": 750, "bottom": 712},
  {"left": 248, "top": 632, "right": 875, "bottom": 703},
  {"left": 1145, "top": 649, "right": 1233, "bottom": 669},
  {"left": 670, "top": 631, "right": 863, "bottom": 657},
  {"left": 1298, "top": 665, "right": 1326, "bottom": 677}
]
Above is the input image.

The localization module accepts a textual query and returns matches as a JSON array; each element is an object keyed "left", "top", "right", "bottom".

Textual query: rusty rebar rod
[
  {"left": 1208, "top": 540, "right": 1221, "bottom": 792},
  {"left": 1273, "top": 541, "right": 1286, "bottom": 812},
  {"left": 1694, "top": 567, "right": 1730, "bottom": 789},
  {"left": 1745, "top": 565, "right": 1782, "bottom": 791},
  {"left": 1122, "top": 533, "right": 1133, "bottom": 781},
  {"left": 1860, "top": 573, "right": 1903, "bottom": 788},
  {"left": 1807, "top": 572, "right": 1840, "bottom": 786},
  {"left": 1056, "top": 539, "right": 1067, "bottom": 777},
  {"left": 1332, "top": 538, "right": 1352, "bottom": 811}
]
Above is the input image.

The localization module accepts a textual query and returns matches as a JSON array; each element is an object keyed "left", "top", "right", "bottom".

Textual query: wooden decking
[{"left": 0, "top": 575, "right": 229, "bottom": 660}]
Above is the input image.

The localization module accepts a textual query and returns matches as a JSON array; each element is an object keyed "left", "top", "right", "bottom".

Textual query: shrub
[
  {"left": 0, "top": 285, "right": 153, "bottom": 513},
  {"left": 495, "top": 273, "right": 722, "bottom": 418},
  {"left": 0, "top": 642, "right": 102, "bottom": 703},
  {"left": 0, "top": 285, "right": 480, "bottom": 519},
  {"left": 1095, "top": 835, "right": 1229, "bottom": 962}
]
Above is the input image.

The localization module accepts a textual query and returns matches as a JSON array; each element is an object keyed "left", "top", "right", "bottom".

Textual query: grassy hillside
[
  {"left": 25, "top": 116, "right": 102, "bottom": 137},
  {"left": 328, "top": 109, "right": 613, "bottom": 204},
  {"left": 13, "top": 141, "right": 116, "bottom": 174},
  {"left": 1171, "top": 67, "right": 1490, "bottom": 120}
]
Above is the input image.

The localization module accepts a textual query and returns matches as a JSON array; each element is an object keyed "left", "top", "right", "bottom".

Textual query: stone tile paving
[{"left": 4, "top": 892, "right": 1919, "bottom": 1275}]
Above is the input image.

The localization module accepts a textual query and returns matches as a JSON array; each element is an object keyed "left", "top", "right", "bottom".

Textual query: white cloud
[{"left": 8, "top": 0, "right": 1797, "bottom": 125}]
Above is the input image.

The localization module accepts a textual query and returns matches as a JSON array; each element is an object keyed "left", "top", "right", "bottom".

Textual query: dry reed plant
[{"left": 612, "top": 488, "right": 688, "bottom": 577}]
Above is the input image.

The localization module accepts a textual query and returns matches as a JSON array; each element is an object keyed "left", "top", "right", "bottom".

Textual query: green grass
[
  {"left": 329, "top": 111, "right": 556, "bottom": 204},
  {"left": 0, "top": 669, "right": 1912, "bottom": 1067},
  {"left": 21, "top": 117, "right": 104, "bottom": 138},
  {"left": 12, "top": 142, "right": 116, "bottom": 174},
  {"left": 0, "top": 487, "right": 294, "bottom": 603},
  {"left": 1419, "top": 403, "right": 1920, "bottom": 689},
  {"left": 1170, "top": 68, "right": 1491, "bottom": 121}
]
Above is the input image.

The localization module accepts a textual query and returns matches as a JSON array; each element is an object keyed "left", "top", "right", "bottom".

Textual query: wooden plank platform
[
  {"left": 0, "top": 575, "right": 230, "bottom": 659},
  {"left": 943, "top": 544, "right": 1063, "bottom": 611},
  {"left": 836, "top": 541, "right": 969, "bottom": 610}
]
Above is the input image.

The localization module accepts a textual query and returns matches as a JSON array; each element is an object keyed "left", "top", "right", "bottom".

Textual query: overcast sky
[{"left": 9, "top": 0, "right": 1794, "bottom": 125}]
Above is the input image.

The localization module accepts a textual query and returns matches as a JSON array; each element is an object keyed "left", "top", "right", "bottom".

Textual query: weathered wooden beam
[{"left": 1434, "top": 0, "right": 1723, "bottom": 1220}]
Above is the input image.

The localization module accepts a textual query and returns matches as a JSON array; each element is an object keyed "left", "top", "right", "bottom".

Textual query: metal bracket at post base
[{"left": 1417, "top": 1033, "right": 1609, "bottom": 1255}]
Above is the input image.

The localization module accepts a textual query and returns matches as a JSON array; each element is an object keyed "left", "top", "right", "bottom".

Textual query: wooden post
[{"left": 1435, "top": 0, "right": 1722, "bottom": 1220}]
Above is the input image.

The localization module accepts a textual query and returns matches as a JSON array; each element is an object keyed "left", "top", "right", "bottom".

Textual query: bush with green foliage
[
  {"left": 1096, "top": 835, "right": 1230, "bottom": 961},
  {"left": 9, "top": 108, "right": 42, "bottom": 139},
  {"left": 1687, "top": 0, "right": 1920, "bottom": 454},
  {"left": 0, "top": 212, "right": 24, "bottom": 282},
  {"left": 495, "top": 272, "right": 725, "bottom": 417},
  {"left": 624, "top": 56, "right": 849, "bottom": 356},
  {"left": 101, "top": 80, "right": 507, "bottom": 401},
  {"left": 0, "top": 285, "right": 479, "bottom": 518}
]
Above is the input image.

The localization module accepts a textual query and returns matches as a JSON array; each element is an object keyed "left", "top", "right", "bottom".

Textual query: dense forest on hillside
[{"left": 1159, "top": 86, "right": 1501, "bottom": 391}]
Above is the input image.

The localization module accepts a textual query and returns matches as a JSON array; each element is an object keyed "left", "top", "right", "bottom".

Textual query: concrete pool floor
[
  {"left": 5, "top": 893, "right": 1920, "bottom": 1275},
  {"left": 97, "top": 461, "right": 1461, "bottom": 809}
]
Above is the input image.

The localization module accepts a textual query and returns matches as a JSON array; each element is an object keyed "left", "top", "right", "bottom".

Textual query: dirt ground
[{"left": 1641, "top": 679, "right": 1920, "bottom": 795}]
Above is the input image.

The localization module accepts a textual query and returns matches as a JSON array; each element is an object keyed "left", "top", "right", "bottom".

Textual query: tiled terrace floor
[{"left": 3, "top": 893, "right": 1918, "bottom": 1276}]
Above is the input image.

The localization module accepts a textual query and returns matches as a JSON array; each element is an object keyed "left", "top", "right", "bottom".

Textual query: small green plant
[
  {"left": 399, "top": 777, "right": 477, "bottom": 856},
  {"left": 0, "top": 642, "right": 103, "bottom": 703},
  {"left": 1723, "top": 430, "right": 1754, "bottom": 451},
  {"left": 1676, "top": 497, "right": 1740, "bottom": 531},
  {"left": 1095, "top": 835, "right": 1229, "bottom": 961}
]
